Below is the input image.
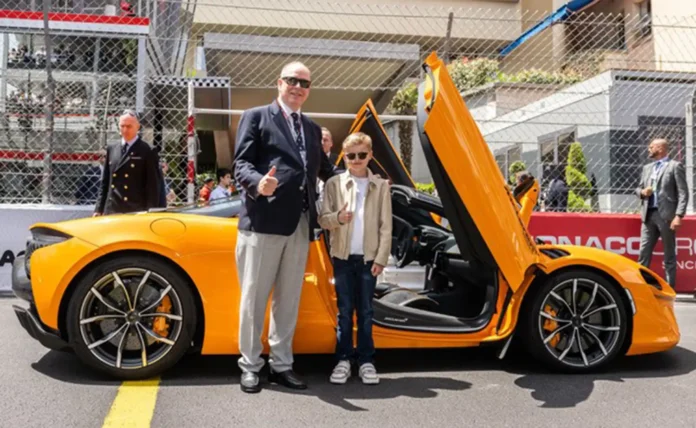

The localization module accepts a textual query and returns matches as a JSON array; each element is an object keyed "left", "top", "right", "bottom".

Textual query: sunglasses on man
[
  {"left": 345, "top": 152, "right": 369, "bottom": 160},
  {"left": 281, "top": 76, "right": 311, "bottom": 89}
]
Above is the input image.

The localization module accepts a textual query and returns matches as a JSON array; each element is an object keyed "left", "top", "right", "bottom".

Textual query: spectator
[
  {"left": 545, "top": 169, "right": 568, "bottom": 212},
  {"left": 209, "top": 168, "right": 233, "bottom": 202},
  {"left": 198, "top": 177, "right": 214, "bottom": 203}
]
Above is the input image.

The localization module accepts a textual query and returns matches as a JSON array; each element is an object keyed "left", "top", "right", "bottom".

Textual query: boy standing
[{"left": 318, "top": 132, "right": 392, "bottom": 385}]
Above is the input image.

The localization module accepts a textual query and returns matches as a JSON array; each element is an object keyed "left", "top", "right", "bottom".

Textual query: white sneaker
[
  {"left": 330, "top": 360, "right": 351, "bottom": 384},
  {"left": 359, "top": 363, "right": 379, "bottom": 385}
]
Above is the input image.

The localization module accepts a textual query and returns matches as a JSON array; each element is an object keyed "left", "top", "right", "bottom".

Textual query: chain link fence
[{"left": 0, "top": 0, "right": 695, "bottom": 214}]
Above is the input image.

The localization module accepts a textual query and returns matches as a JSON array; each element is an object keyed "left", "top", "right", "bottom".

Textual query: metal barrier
[{"left": 0, "top": 0, "right": 694, "bottom": 214}]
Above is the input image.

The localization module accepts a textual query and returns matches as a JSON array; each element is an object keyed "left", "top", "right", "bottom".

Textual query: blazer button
[
  {"left": 125, "top": 174, "right": 129, "bottom": 178},
  {"left": 124, "top": 197, "right": 128, "bottom": 201},
  {"left": 131, "top": 163, "right": 135, "bottom": 168},
  {"left": 124, "top": 185, "right": 128, "bottom": 190},
  {"left": 299, "top": 186, "right": 304, "bottom": 191},
  {"left": 111, "top": 185, "right": 115, "bottom": 188},
  {"left": 113, "top": 173, "right": 117, "bottom": 177}
]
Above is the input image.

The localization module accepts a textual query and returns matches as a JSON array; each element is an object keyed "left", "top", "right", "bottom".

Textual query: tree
[
  {"left": 565, "top": 142, "right": 593, "bottom": 212},
  {"left": 387, "top": 82, "right": 418, "bottom": 173},
  {"left": 508, "top": 160, "right": 527, "bottom": 185}
]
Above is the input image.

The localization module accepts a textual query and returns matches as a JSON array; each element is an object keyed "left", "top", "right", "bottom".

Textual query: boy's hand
[
  {"left": 371, "top": 263, "right": 384, "bottom": 277},
  {"left": 338, "top": 202, "right": 353, "bottom": 224}
]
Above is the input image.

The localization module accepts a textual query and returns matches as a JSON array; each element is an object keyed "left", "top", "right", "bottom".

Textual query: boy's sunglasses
[
  {"left": 345, "top": 152, "right": 368, "bottom": 160},
  {"left": 281, "top": 76, "right": 311, "bottom": 89}
]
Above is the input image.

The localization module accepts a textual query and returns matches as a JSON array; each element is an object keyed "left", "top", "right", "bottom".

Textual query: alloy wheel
[
  {"left": 537, "top": 278, "right": 622, "bottom": 368},
  {"left": 78, "top": 268, "right": 184, "bottom": 370}
]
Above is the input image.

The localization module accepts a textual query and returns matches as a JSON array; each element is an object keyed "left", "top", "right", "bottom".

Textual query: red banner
[{"left": 528, "top": 213, "right": 695, "bottom": 294}]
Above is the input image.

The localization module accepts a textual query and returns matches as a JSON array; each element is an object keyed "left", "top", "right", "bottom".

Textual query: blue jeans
[{"left": 333, "top": 255, "right": 377, "bottom": 365}]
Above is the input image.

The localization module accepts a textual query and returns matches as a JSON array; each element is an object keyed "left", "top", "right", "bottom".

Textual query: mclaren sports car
[{"left": 11, "top": 53, "right": 679, "bottom": 379}]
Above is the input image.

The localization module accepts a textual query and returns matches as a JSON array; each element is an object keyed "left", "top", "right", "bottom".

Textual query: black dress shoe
[
  {"left": 268, "top": 369, "right": 307, "bottom": 390},
  {"left": 240, "top": 371, "right": 261, "bottom": 393}
]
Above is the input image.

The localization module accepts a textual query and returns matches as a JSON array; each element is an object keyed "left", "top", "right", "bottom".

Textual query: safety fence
[{"left": 0, "top": 0, "right": 696, "bottom": 215}]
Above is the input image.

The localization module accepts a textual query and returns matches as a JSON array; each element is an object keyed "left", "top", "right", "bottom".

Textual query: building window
[{"left": 638, "top": 0, "right": 652, "bottom": 39}]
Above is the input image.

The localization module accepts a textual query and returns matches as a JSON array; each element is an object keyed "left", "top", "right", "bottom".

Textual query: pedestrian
[
  {"left": 94, "top": 110, "right": 162, "bottom": 216},
  {"left": 318, "top": 132, "right": 392, "bottom": 385},
  {"left": 636, "top": 138, "right": 688, "bottom": 289},
  {"left": 233, "top": 61, "right": 337, "bottom": 393}
]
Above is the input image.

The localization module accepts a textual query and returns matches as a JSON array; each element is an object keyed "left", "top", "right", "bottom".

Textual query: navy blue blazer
[{"left": 233, "top": 100, "right": 337, "bottom": 240}]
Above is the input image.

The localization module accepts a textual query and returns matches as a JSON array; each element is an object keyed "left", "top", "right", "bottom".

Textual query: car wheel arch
[
  {"left": 57, "top": 249, "right": 206, "bottom": 353},
  {"left": 520, "top": 264, "right": 634, "bottom": 356}
]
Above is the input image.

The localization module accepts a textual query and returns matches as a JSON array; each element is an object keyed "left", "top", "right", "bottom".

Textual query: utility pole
[{"left": 41, "top": 0, "right": 55, "bottom": 204}]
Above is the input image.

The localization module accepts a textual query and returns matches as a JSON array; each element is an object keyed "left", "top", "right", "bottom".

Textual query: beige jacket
[{"left": 318, "top": 170, "right": 392, "bottom": 266}]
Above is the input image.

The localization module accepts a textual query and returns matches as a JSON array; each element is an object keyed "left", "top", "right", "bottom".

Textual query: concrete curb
[{"left": 676, "top": 293, "right": 696, "bottom": 303}]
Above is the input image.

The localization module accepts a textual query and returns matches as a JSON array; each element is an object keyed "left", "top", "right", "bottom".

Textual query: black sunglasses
[
  {"left": 281, "top": 76, "right": 311, "bottom": 89},
  {"left": 345, "top": 152, "right": 369, "bottom": 160}
]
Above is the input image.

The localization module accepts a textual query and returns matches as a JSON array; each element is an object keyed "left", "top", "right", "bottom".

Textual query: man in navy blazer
[{"left": 233, "top": 61, "right": 336, "bottom": 393}]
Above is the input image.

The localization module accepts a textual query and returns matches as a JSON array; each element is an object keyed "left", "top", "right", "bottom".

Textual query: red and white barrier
[{"left": 529, "top": 212, "right": 696, "bottom": 294}]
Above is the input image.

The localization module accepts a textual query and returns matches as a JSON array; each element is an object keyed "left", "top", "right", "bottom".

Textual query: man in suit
[
  {"left": 94, "top": 110, "right": 163, "bottom": 216},
  {"left": 234, "top": 61, "right": 337, "bottom": 393},
  {"left": 636, "top": 138, "right": 689, "bottom": 289}
]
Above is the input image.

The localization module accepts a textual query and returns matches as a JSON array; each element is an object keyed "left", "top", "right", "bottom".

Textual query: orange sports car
[{"left": 11, "top": 53, "right": 678, "bottom": 379}]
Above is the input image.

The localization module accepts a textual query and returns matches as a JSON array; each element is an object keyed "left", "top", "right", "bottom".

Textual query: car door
[
  {"left": 415, "top": 52, "right": 540, "bottom": 291},
  {"left": 339, "top": 99, "right": 415, "bottom": 188}
]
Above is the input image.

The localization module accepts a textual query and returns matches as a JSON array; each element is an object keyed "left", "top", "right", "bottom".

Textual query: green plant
[
  {"left": 387, "top": 82, "right": 418, "bottom": 173},
  {"left": 416, "top": 182, "right": 435, "bottom": 194},
  {"left": 568, "top": 190, "right": 592, "bottom": 212},
  {"left": 565, "top": 142, "right": 594, "bottom": 211},
  {"left": 508, "top": 160, "right": 527, "bottom": 185}
]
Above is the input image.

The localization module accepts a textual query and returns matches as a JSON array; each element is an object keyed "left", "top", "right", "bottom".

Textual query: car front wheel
[
  {"left": 523, "top": 269, "right": 629, "bottom": 372},
  {"left": 66, "top": 256, "right": 196, "bottom": 380}
]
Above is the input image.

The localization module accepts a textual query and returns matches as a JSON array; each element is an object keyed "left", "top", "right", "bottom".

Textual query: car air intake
[
  {"left": 539, "top": 248, "right": 570, "bottom": 259},
  {"left": 640, "top": 269, "right": 662, "bottom": 290}
]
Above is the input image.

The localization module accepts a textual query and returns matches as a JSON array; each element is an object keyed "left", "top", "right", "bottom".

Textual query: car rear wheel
[
  {"left": 522, "top": 269, "right": 628, "bottom": 372},
  {"left": 66, "top": 256, "right": 196, "bottom": 380}
]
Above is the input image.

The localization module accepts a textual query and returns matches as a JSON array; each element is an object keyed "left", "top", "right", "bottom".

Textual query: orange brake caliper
[
  {"left": 542, "top": 304, "right": 560, "bottom": 347},
  {"left": 152, "top": 295, "right": 172, "bottom": 337}
]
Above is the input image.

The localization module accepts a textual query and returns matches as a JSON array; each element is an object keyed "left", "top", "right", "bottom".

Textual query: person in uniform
[{"left": 94, "top": 110, "right": 162, "bottom": 216}]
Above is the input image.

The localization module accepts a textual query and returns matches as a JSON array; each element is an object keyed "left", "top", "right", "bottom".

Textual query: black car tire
[
  {"left": 66, "top": 255, "right": 196, "bottom": 380},
  {"left": 521, "top": 269, "right": 629, "bottom": 373}
]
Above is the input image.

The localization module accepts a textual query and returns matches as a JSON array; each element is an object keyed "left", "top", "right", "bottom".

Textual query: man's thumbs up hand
[
  {"left": 258, "top": 165, "right": 278, "bottom": 196},
  {"left": 338, "top": 201, "right": 353, "bottom": 224}
]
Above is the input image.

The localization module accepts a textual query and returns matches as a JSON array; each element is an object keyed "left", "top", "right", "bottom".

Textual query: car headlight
[
  {"left": 25, "top": 227, "right": 72, "bottom": 278},
  {"left": 639, "top": 268, "right": 662, "bottom": 291}
]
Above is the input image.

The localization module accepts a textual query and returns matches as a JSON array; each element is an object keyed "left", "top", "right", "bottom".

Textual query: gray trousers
[
  {"left": 236, "top": 212, "right": 309, "bottom": 373},
  {"left": 638, "top": 209, "right": 677, "bottom": 288}
]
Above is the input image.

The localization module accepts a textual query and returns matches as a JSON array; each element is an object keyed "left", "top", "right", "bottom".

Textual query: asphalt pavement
[{"left": 2, "top": 297, "right": 696, "bottom": 428}]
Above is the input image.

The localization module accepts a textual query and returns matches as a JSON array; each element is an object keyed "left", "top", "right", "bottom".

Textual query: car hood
[{"left": 416, "top": 52, "right": 539, "bottom": 291}]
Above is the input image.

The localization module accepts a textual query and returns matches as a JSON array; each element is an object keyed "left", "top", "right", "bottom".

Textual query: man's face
[
  {"left": 220, "top": 173, "right": 232, "bottom": 186},
  {"left": 648, "top": 141, "right": 666, "bottom": 159},
  {"left": 277, "top": 64, "right": 311, "bottom": 110},
  {"left": 119, "top": 115, "right": 139, "bottom": 142},
  {"left": 322, "top": 131, "right": 333, "bottom": 154}
]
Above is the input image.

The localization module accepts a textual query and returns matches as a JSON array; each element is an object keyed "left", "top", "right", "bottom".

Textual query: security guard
[{"left": 94, "top": 110, "right": 162, "bottom": 216}]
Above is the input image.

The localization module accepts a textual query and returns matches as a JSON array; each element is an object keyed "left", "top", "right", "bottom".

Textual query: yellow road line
[{"left": 102, "top": 377, "right": 161, "bottom": 428}]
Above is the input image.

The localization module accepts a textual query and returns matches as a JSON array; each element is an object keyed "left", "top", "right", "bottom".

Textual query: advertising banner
[
  {"left": 529, "top": 212, "right": 695, "bottom": 294},
  {"left": 0, "top": 205, "right": 92, "bottom": 294}
]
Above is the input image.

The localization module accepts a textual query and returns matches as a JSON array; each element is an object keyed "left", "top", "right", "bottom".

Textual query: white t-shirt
[{"left": 350, "top": 176, "right": 370, "bottom": 255}]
